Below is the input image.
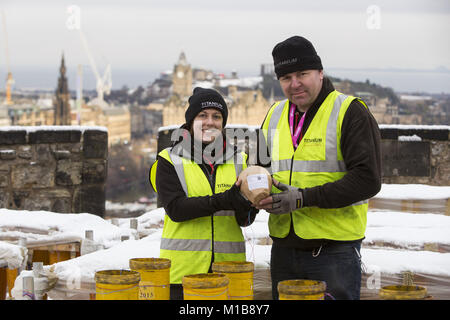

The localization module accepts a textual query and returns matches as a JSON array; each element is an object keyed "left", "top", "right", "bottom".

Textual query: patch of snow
[
  {"left": 0, "top": 125, "right": 108, "bottom": 133},
  {"left": 398, "top": 134, "right": 422, "bottom": 141},
  {"left": 378, "top": 124, "right": 450, "bottom": 130},
  {"left": 0, "top": 241, "right": 27, "bottom": 269},
  {"left": 374, "top": 184, "right": 450, "bottom": 200},
  {"left": 0, "top": 209, "right": 136, "bottom": 249}
]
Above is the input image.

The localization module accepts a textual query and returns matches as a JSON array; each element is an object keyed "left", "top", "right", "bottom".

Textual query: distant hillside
[
  {"left": 262, "top": 74, "right": 400, "bottom": 105},
  {"left": 328, "top": 76, "right": 400, "bottom": 104}
]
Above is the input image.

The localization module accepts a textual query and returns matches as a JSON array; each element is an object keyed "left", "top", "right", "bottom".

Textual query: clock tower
[{"left": 172, "top": 51, "right": 192, "bottom": 97}]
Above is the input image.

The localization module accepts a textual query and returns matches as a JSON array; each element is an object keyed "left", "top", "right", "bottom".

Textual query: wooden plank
[{"left": 0, "top": 267, "right": 6, "bottom": 300}]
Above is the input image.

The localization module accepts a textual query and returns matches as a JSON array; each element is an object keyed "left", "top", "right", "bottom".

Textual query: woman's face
[{"left": 191, "top": 108, "right": 223, "bottom": 144}]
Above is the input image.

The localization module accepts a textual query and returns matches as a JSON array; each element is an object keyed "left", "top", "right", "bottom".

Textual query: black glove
[
  {"left": 210, "top": 183, "right": 253, "bottom": 213},
  {"left": 268, "top": 181, "right": 304, "bottom": 214},
  {"left": 225, "top": 183, "right": 254, "bottom": 212},
  {"left": 235, "top": 206, "right": 258, "bottom": 227}
]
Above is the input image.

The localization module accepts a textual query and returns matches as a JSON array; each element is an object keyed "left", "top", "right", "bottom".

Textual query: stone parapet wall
[
  {"left": 379, "top": 125, "right": 449, "bottom": 186},
  {"left": 0, "top": 126, "right": 108, "bottom": 217}
]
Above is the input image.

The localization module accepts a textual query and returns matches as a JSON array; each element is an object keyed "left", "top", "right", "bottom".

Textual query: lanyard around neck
[{"left": 289, "top": 103, "right": 306, "bottom": 148}]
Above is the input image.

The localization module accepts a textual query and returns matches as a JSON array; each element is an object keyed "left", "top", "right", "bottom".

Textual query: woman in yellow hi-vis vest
[
  {"left": 150, "top": 87, "right": 257, "bottom": 300},
  {"left": 255, "top": 36, "right": 382, "bottom": 300}
]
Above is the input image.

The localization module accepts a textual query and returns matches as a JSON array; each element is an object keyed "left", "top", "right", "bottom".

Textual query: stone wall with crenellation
[
  {"left": 0, "top": 126, "right": 108, "bottom": 217},
  {"left": 379, "top": 125, "right": 450, "bottom": 186}
]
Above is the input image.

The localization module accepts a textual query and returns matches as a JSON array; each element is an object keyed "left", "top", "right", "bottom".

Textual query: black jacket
[
  {"left": 258, "top": 77, "right": 382, "bottom": 249},
  {"left": 155, "top": 134, "right": 257, "bottom": 227}
]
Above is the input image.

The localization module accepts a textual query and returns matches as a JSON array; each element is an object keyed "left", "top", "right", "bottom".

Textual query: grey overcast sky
[{"left": 0, "top": 0, "right": 449, "bottom": 91}]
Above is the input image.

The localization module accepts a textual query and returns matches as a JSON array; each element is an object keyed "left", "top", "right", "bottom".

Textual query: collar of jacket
[
  {"left": 303, "top": 76, "right": 335, "bottom": 117},
  {"left": 287, "top": 77, "right": 336, "bottom": 133},
  {"left": 170, "top": 126, "right": 238, "bottom": 165}
]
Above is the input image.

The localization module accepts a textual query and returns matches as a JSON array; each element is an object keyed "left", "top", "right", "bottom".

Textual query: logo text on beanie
[
  {"left": 201, "top": 101, "right": 223, "bottom": 109},
  {"left": 275, "top": 58, "right": 298, "bottom": 68}
]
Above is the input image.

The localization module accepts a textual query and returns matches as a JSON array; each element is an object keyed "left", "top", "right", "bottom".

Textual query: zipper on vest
[{"left": 288, "top": 155, "right": 295, "bottom": 227}]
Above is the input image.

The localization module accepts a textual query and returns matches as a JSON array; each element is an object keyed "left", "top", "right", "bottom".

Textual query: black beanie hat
[
  {"left": 185, "top": 87, "right": 228, "bottom": 128},
  {"left": 272, "top": 36, "right": 323, "bottom": 79}
]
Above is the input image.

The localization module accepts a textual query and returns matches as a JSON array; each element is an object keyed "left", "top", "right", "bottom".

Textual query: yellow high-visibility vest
[
  {"left": 152, "top": 147, "right": 247, "bottom": 284},
  {"left": 262, "top": 90, "right": 368, "bottom": 240}
]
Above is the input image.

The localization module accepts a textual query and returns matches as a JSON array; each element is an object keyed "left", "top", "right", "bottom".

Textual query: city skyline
[{"left": 0, "top": 0, "right": 449, "bottom": 93}]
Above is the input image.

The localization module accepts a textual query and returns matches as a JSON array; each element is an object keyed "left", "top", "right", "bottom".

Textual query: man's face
[
  {"left": 191, "top": 108, "right": 223, "bottom": 144},
  {"left": 279, "top": 69, "right": 324, "bottom": 112}
]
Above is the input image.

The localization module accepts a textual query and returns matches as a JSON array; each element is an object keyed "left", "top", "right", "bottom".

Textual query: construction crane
[
  {"left": 78, "top": 30, "right": 112, "bottom": 108},
  {"left": 1, "top": 9, "right": 14, "bottom": 105},
  {"left": 75, "top": 64, "right": 83, "bottom": 125}
]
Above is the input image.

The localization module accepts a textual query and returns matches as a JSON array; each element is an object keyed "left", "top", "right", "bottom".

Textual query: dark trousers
[
  {"left": 169, "top": 264, "right": 213, "bottom": 300},
  {"left": 170, "top": 284, "right": 184, "bottom": 300},
  {"left": 270, "top": 241, "right": 362, "bottom": 300}
]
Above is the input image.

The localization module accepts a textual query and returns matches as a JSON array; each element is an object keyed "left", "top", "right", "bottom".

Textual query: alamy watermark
[
  {"left": 65, "top": 266, "right": 82, "bottom": 290},
  {"left": 366, "top": 5, "right": 381, "bottom": 30},
  {"left": 365, "top": 264, "right": 381, "bottom": 290},
  {"left": 169, "top": 127, "right": 274, "bottom": 166},
  {"left": 66, "top": 5, "right": 81, "bottom": 30}
]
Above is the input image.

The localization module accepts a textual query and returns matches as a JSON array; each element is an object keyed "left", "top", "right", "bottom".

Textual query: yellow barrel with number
[
  {"left": 212, "top": 261, "right": 254, "bottom": 300},
  {"left": 129, "top": 258, "right": 171, "bottom": 300},
  {"left": 182, "top": 273, "right": 229, "bottom": 300},
  {"left": 95, "top": 270, "right": 140, "bottom": 300},
  {"left": 379, "top": 285, "right": 427, "bottom": 300},
  {"left": 278, "top": 279, "right": 326, "bottom": 300},
  {"left": 6, "top": 268, "right": 18, "bottom": 298}
]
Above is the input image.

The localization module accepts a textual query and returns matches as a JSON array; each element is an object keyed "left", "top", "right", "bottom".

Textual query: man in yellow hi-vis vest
[
  {"left": 150, "top": 87, "right": 257, "bottom": 300},
  {"left": 256, "top": 36, "right": 382, "bottom": 300}
]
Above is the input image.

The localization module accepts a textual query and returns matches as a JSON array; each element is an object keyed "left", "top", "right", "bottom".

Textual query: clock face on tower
[{"left": 177, "top": 71, "right": 184, "bottom": 78}]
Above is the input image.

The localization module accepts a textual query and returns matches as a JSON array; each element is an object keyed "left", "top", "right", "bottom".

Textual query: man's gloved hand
[{"left": 266, "top": 180, "right": 304, "bottom": 215}]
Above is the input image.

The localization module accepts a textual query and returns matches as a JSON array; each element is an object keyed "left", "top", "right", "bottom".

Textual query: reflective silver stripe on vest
[
  {"left": 214, "top": 210, "right": 235, "bottom": 217},
  {"left": 326, "top": 93, "right": 348, "bottom": 163},
  {"left": 270, "top": 159, "right": 290, "bottom": 172},
  {"left": 214, "top": 241, "right": 245, "bottom": 254},
  {"left": 160, "top": 238, "right": 211, "bottom": 251},
  {"left": 268, "top": 94, "right": 349, "bottom": 173},
  {"left": 270, "top": 159, "right": 347, "bottom": 173},
  {"left": 292, "top": 160, "right": 346, "bottom": 172},
  {"left": 234, "top": 152, "right": 244, "bottom": 178},
  {"left": 267, "top": 99, "right": 288, "bottom": 159},
  {"left": 160, "top": 238, "right": 245, "bottom": 254},
  {"left": 167, "top": 149, "right": 189, "bottom": 195}
]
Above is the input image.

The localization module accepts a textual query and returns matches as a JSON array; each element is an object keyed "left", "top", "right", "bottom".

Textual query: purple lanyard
[{"left": 289, "top": 103, "right": 306, "bottom": 148}]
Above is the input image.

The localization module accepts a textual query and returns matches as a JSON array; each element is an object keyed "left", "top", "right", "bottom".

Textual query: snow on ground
[
  {"left": 0, "top": 241, "right": 27, "bottom": 269},
  {"left": 364, "top": 210, "right": 450, "bottom": 248},
  {"left": 0, "top": 125, "right": 107, "bottom": 133},
  {"left": 374, "top": 184, "right": 450, "bottom": 200},
  {"left": 361, "top": 248, "right": 450, "bottom": 277},
  {"left": 0, "top": 208, "right": 136, "bottom": 249},
  {"left": 105, "top": 201, "right": 156, "bottom": 215},
  {"left": 51, "top": 230, "right": 163, "bottom": 284}
]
